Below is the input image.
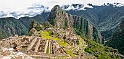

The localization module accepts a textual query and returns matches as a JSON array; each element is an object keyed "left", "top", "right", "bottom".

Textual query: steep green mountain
[
  {"left": 105, "top": 18, "right": 124, "bottom": 55},
  {"left": 46, "top": 5, "right": 102, "bottom": 44},
  {"left": 27, "top": 5, "right": 124, "bottom": 59},
  {"left": 66, "top": 4, "right": 124, "bottom": 40},
  {"left": 1, "top": 4, "right": 124, "bottom": 41},
  {"left": 0, "top": 12, "right": 49, "bottom": 39}
]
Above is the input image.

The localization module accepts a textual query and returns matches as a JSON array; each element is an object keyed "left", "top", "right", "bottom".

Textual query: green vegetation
[
  {"left": 57, "top": 39, "right": 76, "bottom": 56},
  {"left": 105, "top": 18, "right": 124, "bottom": 55},
  {"left": 76, "top": 39, "right": 79, "bottom": 45},
  {"left": 64, "top": 48, "right": 75, "bottom": 57},
  {"left": 50, "top": 44, "right": 52, "bottom": 54},
  {"left": 73, "top": 16, "right": 88, "bottom": 37},
  {"left": 76, "top": 36, "right": 84, "bottom": 48},
  {"left": 46, "top": 45, "right": 49, "bottom": 54},
  {"left": 93, "top": 27, "right": 101, "bottom": 43},
  {"left": 58, "top": 41, "right": 69, "bottom": 47},
  {"left": 39, "top": 30, "right": 59, "bottom": 41},
  {"left": 78, "top": 38, "right": 84, "bottom": 48},
  {"left": 0, "top": 33, "right": 6, "bottom": 40},
  {"left": 34, "top": 24, "right": 42, "bottom": 31},
  {"left": 0, "top": 11, "right": 49, "bottom": 40},
  {"left": 39, "top": 30, "right": 76, "bottom": 57},
  {"left": 0, "top": 18, "right": 29, "bottom": 39},
  {"left": 29, "top": 20, "right": 42, "bottom": 31},
  {"left": 42, "top": 21, "right": 52, "bottom": 29},
  {"left": 72, "top": 16, "right": 102, "bottom": 44},
  {"left": 84, "top": 39, "right": 124, "bottom": 59},
  {"left": 64, "top": 19, "right": 68, "bottom": 29},
  {"left": 67, "top": 5, "right": 124, "bottom": 41}
]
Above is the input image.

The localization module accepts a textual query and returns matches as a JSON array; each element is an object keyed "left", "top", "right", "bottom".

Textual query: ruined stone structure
[{"left": 0, "top": 35, "right": 81, "bottom": 58}]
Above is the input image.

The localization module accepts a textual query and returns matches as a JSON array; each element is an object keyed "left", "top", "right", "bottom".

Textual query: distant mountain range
[
  {"left": 0, "top": 12, "right": 49, "bottom": 39},
  {"left": 65, "top": 3, "right": 124, "bottom": 40},
  {"left": 1, "top": 3, "right": 124, "bottom": 41}
]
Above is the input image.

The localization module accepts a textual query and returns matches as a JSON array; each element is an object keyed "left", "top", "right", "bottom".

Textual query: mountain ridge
[
  {"left": 0, "top": 12, "right": 49, "bottom": 39},
  {"left": 1, "top": 3, "right": 124, "bottom": 41}
]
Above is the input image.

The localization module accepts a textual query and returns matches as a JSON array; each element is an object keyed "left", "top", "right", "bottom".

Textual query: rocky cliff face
[{"left": 47, "top": 5, "right": 102, "bottom": 44}]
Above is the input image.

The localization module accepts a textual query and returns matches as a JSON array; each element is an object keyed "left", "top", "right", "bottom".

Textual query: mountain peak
[
  {"left": 48, "top": 5, "right": 64, "bottom": 20},
  {"left": 52, "top": 5, "right": 61, "bottom": 10},
  {"left": 48, "top": 5, "right": 70, "bottom": 28},
  {"left": 51, "top": 5, "right": 64, "bottom": 13}
]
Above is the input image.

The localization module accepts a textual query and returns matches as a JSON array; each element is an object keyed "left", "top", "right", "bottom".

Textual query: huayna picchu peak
[
  {"left": 48, "top": 5, "right": 72, "bottom": 28},
  {"left": 47, "top": 5, "right": 102, "bottom": 44},
  {"left": 0, "top": 5, "right": 124, "bottom": 59}
]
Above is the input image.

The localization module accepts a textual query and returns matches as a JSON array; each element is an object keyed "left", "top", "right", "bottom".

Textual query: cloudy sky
[{"left": 0, "top": 0, "right": 124, "bottom": 11}]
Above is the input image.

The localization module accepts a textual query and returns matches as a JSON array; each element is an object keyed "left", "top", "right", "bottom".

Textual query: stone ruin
[
  {"left": 0, "top": 32, "right": 90, "bottom": 59},
  {"left": 0, "top": 35, "right": 73, "bottom": 58}
]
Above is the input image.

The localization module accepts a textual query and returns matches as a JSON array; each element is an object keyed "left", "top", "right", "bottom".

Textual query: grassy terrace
[
  {"left": 39, "top": 30, "right": 59, "bottom": 41},
  {"left": 39, "top": 30, "right": 77, "bottom": 57},
  {"left": 58, "top": 41, "right": 69, "bottom": 47},
  {"left": 64, "top": 48, "right": 75, "bottom": 57}
]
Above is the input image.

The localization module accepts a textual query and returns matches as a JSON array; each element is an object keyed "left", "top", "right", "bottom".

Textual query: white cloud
[
  {"left": 0, "top": 0, "right": 124, "bottom": 19},
  {"left": 0, "top": 0, "right": 124, "bottom": 13},
  {"left": 0, "top": 0, "right": 124, "bottom": 11}
]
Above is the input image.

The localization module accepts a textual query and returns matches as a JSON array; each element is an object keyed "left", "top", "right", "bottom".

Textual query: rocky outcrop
[
  {"left": 48, "top": 5, "right": 73, "bottom": 29},
  {"left": 47, "top": 5, "right": 103, "bottom": 44}
]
